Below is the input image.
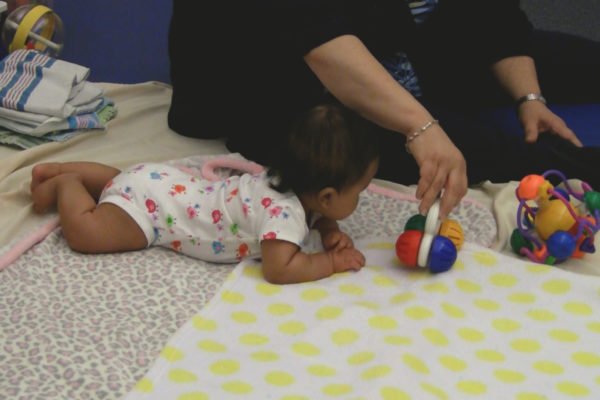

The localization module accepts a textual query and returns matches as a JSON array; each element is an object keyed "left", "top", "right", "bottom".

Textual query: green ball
[
  {"left": 510, "top": 228, "right": 533, "bottom": 254},
  {"left": 584, "top": 191, "right": 600, "bottom": 213},
  {"left": 404, "top": 214, "right": 426, "bottom": 231}
]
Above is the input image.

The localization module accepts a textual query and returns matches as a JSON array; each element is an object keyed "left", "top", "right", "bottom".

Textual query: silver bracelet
[
  {"left": 405, "top": 119, "right": 439, "bottom": 153},
  {"left": 516, "top": 93, "right": 546, "bottom": 107}
]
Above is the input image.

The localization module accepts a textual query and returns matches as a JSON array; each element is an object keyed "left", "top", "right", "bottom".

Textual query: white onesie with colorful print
[{"left": 98, "top": 163, "right": 308, "bottom": 262}]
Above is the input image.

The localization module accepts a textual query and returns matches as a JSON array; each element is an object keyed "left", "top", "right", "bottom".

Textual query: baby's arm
[
  {"left": 261, "top": 239, "right": 365, "bottom": 284},
  {"left": 313, "top": 217, "right": 354, "bottom": 251}
]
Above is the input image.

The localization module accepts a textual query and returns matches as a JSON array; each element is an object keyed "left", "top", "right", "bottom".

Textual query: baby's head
[{"left": 269, "top": 102, "right": 379, "bottom": 220}]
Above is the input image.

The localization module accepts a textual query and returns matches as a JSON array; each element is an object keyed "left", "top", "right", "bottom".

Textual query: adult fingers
[
  {"left": 551, "top": 122, "right": 583, "bottom": 147},
  {"left": 439, "top": 166, "right": 468, "bottom": 219},
  {"left": 523, "top": 121, "right": 539, "bottom": 143},
  {"left": 418, "top": 163, "right": 446, "bottom": 216}
]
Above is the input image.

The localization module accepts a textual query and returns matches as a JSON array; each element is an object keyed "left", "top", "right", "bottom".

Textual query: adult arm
[
  {"left": 303, "top": 35, "right": 467, "bottom": 218},
  {"left": 491, "top": 56, "right": 582, "bottom": 147}
]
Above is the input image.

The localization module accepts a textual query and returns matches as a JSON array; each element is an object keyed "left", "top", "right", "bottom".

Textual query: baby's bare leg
[
  {"left": 31, "top": 162, "right": 121, "bottom": 213},
  {"left": 50, "top": 173, "right": 147, "bottom": 253}
]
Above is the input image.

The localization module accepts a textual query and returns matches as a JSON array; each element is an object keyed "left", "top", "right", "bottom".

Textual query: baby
[{"left": 30, "top": 103, "right": 379, "bottom": 284}]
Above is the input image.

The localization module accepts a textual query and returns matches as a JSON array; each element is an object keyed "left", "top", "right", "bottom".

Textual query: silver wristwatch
[{"left": 516, "top": 93, "right": 547, "bottom": 107}]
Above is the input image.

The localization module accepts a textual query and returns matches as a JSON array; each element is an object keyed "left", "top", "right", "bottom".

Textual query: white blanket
[{"left": 124, "top": 239, "right": 600, "bottom": 400}]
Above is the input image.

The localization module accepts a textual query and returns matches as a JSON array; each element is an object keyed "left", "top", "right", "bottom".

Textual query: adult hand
[
  {"left": 406, "top": 125, "right": 468, "bottom": 219},
  {"left": 518, "top": 101, "right": 583, "bottom": 147}
]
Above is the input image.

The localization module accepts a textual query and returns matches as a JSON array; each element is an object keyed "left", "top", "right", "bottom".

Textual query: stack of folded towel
[{"left": 0, "top": 49, "right": 117, "bottom": 149}]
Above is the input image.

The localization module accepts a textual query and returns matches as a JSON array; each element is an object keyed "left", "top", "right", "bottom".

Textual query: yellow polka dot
[
  {"left": 161, "top": 346, "right": 184, "bottom": 362},
  {"left": 516, "top": 392, "right": 546, "bottom": 400},
  {"left": 564, "top": 302, "right": 593, "bottom": 316},
  {"left": 210, "top": 360, "right": 240, "bottom": 375},
  {"left": 556, "top": 381, "right": 590, "bottom": 396},
  {"left": 373, "top": 274, "right": 396, "bottom": 287},
  {"left": 322, "top": 383, "right": 352, "bottom": 396},
  {"left": 475, "top": 349, "right": 505, "bottom": 363},
  {"left": 422, "top": 328, "right": 449, "bottom": 346},
  {"left": 587, "top": 322, "right": 600, "bottom": 333},
  {"left": 135, "top": 378, "right": 153, "bottom": 393},
  {"left": 347, "top": 351, "right": 375, "bottom": 365},
  {"left": 280, "top": 396, "right": 309, "bottom": 400},
  {"left": 549, "top": 329, "right": 579, "bottom": 342},
  {"left": 533, "top": 360, "right": 564, "bottom": 375},
  {"left": 573, "top": 352, "right": 600, "bottom": 366},
  {"left": 307, "top": 364, "right": 337, "bottom": 377},
  {"left": 221, "top": 380, "right": 253, "bottom": 394},
  {"left": 458, "top": 327, "right": 485, "bottom": 342},
  {"left": 384, "top": 335, "right": 412, "bottom": 346},
  {"left": 473, "top": 298, "right": 500, "bottom": 311},
  {"left": 279, "top": 321, "right": 307, "bottom": 335},
  {"left": 542, "top": 279, "right": 571, "bottom": 295},
  {"left": 381, "top": 387, "right": 411, "bottom": 400},
  {"left": 267, "top": 303, "right": 294, "bottom": 316},
  {"left": 292, "top": 342, "right": 320, "bottom": 356},
  {"left": 192, "top": 316, "right": 217, "bottom": 331},
  {"left": 332, "top": 329, "right": 359, "bottom": 345},
  {"left": 527, "top": 309, "right": 557, "bottom": 322},
  {"left": 492, "top": 318, "right": 521, "bottom": 333},
  {"left": 265, "top": 371, "right": 294, "bottom": 386},
  {"left": 250, "top": 351, "right": 279, "bottom": 362},
  {"left": 473, "top": 251, "right": 498, "bottom": 266},
  {"left": 423, "top": 282, "right": 449, "bottom": 293},
  {"left": 439, "top": 355, "right": 467, "bottom": 372},
  {"left": 402, "top": 354, "right": 429, "bottom": 374},
  {"left": 197, "top": 340, "right": 226, "bottom": 353},
  {"left": 256, "top": 282, "right": 282, "bottom": 296},
  {"left": 441, "top": 302, "right": 465, "bottom": 318},
  {"left": 243, "top": 264, "right": 262, "bottom": 278},
  {"left": 353, "top": 300, "right": 380, "bottom": 310},
  {"left": 231, "top": 311, "right": 257, "bottom": 324},
  {"left": 455, "top": 279, "right": 482, "bottom": 293},
  {"left": 316, "top": 306, "right": 343, "bottom": 320},
  {"left": 221, "top": 290, "right": 245, "bottom": 304},
  {"left": 390, "top": 292, "right": 415, "bottom": 304},
  {"left": 420, "top": 382, "right": 448, "bottom": 400},
  {"left": 511, "top": 339, "right": 541, "bottom": 353},
  {"left": 361, "top": 365, "right": 392, "bottom": 380},
  {"left": 456, "top": 380, "right": 487, "bottom": 395},
  {"left": 168, "top": 369, "right": 198, "bottom": 383},
  {"left": 405, "top": 306, "right": 434, "bottom": 320},
  {"left": 301, "top": 288, "right": 328, "bottom": 301},
  {"left": 369, "top": 315, "right": 398, "bottom": 330},
  {"left": 494, "top": 369, "right": 526, "bottom": 383},
  {"left": 367, "top": 241, "right": 394, "bottom": 250},
  {"left": 239, "top": 333, "right": 269, "bottom": 345},
  {"left": 508, "top": 292, "right": 536, "bottom": 304},
  {"left": 177, "top": 392, "right": 208, "bottom": 400},
  {"left": 526, "top": 264, "right": 551, "bottom": 274},
  {"left": 453, "top": 260, "right": 465, "bottom": 270},
  {"left": 490, "top": 273, "right": 518, "bottom": 287},
  {"left": 339, "top": 283, "right": 365, "bottom": 296}
]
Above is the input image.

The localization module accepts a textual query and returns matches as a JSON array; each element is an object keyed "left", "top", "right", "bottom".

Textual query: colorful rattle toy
[
  {"left": 395, "top": 200, "right": 464, "bottom": 273},
  {"left": 511, "top": 169, "right": 600, "bottom": 265}
]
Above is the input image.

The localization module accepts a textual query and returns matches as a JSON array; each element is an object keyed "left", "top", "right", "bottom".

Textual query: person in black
[{"left": 167, "top": 0, "right": 600, "bottom": 218}]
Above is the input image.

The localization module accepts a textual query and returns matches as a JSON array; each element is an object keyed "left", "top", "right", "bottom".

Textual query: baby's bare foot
[{"left": 30, "top": 163, "right": 62, "bottom": 194}]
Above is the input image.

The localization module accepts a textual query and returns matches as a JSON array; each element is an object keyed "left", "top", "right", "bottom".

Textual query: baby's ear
[{"left": 317, "top": 187, "right": 337, "bottom": 209}]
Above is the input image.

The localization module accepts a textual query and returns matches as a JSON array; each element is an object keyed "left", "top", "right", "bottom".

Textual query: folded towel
[{"left": 0, "top": 49, "right": 94, "bottom": 118}]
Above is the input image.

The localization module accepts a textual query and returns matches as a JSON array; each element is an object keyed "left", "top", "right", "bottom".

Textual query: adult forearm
[
  {"left": 491, "top": 55, "right": 542, "bottom": 101},
  {"left": 304, "top": 34, "right": 434, "bottom": 136}
]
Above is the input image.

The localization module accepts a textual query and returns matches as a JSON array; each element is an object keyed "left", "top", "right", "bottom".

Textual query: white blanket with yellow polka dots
[{"left": 125, "top": 239, "right": 600, "bottom": 400}]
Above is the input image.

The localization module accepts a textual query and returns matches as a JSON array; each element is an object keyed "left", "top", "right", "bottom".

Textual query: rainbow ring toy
[{"left": 511, "top": 169, "right": 600, "bottom": 265}]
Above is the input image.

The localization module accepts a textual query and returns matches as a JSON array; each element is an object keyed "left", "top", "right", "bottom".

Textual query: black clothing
[{"left": 168, "top": 0, "right": 600, "bottom": 187}]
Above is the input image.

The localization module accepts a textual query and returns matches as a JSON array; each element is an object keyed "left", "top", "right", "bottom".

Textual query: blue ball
[
  {"left": 428, "top": 235, "right": 457, "bottom": 274},
  {"left": 546, "top": 230, "right": 576, "bottom": 260}
]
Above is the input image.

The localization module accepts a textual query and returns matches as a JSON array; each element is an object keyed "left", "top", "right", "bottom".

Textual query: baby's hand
[
  {"left": 331, "top": 248, "right": 366, "bottom": 273},
  {"left": 322, "top": 231, "right": 354, "bottom": 251}
]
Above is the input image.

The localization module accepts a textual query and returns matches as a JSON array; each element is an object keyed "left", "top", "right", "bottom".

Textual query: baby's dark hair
[{"left": 269, "top": 102, "right": 379, "bottom": 194}]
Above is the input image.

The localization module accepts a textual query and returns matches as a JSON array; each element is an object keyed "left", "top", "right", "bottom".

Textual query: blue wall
[{"left": 53, "top": 0, "right": 171, "bottom": 83}]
